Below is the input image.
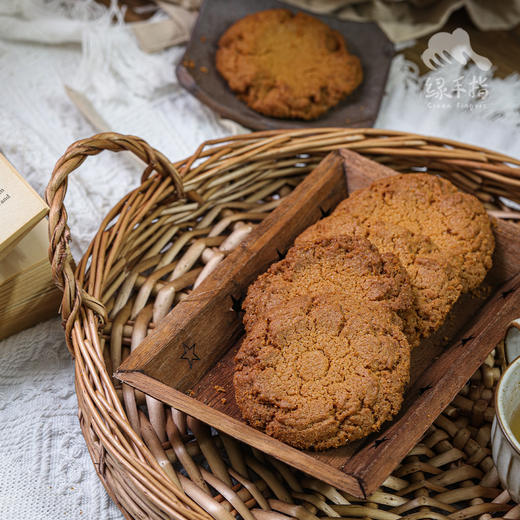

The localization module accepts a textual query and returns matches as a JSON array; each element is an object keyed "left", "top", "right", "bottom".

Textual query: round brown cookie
[
  {"left": 215, "top": 9, "right": 363, "bottom": 120},
  {"left": 243, "top": 234, "right": 417, "bottom": 344},
  {"left": 234, "top": 294, "right": 410, "bottom": 450},
  {"left": 296, "top": 214, "right": 462, "bottom": 341},
  {"left": 334, "top": 173, "right": 494, "bottom": 292}
]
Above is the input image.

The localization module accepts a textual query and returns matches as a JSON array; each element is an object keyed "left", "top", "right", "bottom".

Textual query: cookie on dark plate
[{"left": 216, "top": 9, "right": 363, "bottom": 120}]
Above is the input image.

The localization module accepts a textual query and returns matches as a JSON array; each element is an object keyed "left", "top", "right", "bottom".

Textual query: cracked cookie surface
[
  {"left": 234, "top": 294, "right": 410, "bottom": 450},
  {"left": 243, "top": 235, "right": 417, "bottom": 341},
  {"left": 296, "top": 216, "right": 462, "bottom": 342},
  {"left": 215, "top": 9, "right": 363, "bottom": 120},
  {"left": 335, "top": 173, "right": 494, "bottom": 292}
]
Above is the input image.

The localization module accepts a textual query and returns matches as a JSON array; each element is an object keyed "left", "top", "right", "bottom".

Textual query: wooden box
[
  {"left": 0, "top": 153, "right": 48, "bottom": 260},
  {"left": 117, "top": 150, "right": 520, "bottom": 498},
  {"left": 0, "top": 219, "right": 61, "bottom": 340}
]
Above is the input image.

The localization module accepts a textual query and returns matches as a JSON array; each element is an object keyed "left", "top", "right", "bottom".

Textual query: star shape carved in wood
[{"left": 180, "top": 342, "right": 200, "bottom": 369}]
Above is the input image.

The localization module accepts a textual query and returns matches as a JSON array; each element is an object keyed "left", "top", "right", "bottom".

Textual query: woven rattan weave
[{"left": 46, "top": 129, "right": 520, "bottom": 520}]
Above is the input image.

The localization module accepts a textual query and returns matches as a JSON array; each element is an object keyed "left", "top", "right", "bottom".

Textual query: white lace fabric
[{"left": 0, "top": 2, "right": 519, "bottom": 519}]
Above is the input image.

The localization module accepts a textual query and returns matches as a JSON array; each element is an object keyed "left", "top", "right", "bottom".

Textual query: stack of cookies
[{"left": 234, "top": 174, "right": 495, "bottom": 450}]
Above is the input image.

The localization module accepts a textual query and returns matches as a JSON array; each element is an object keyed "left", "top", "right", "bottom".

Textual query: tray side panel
[
  {"left": 116, "top": 370, "right": 365, "bottom": 498},
  {"left": 343, "top": 272, "right": 520, "bottom": 494},
  {"left": 117, "top": 152, "right": 348, "bottom": 391}
]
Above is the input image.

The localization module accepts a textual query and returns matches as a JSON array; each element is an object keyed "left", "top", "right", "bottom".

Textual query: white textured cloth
[
  {"left": 286, "top": 0, "right": 520, "bottom": 43},
  {"left": 0, "top": 2, "right": 520, "bottom": 519}
]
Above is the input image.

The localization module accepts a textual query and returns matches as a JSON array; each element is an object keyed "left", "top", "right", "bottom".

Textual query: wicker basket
[{"left": 46, "top": 129, "right": 520, "bottom": 520}]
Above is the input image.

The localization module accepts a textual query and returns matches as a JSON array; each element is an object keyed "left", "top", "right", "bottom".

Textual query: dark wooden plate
[
  {"left": 175, "top": 0, "right": 394, "bottom": 130},
  {"left": 117, "top": 150, "right": 520, "bottom": 498}
]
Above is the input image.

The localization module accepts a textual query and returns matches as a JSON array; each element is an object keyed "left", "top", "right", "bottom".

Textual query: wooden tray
[
  {"left": 117, "top": 149, "right": 520, "bottom": 498},
  {"left": 175, "top": 0, "right": 394, "bottom": 130}
]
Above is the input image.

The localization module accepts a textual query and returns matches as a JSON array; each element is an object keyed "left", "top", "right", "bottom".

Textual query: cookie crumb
[{"left": 471, "top": 284, "right": 492, "bottom": 299}]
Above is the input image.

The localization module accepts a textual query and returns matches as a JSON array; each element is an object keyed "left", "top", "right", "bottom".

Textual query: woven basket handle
[{"left": 45, "top": 132, "right": 185, "bottom": 355}]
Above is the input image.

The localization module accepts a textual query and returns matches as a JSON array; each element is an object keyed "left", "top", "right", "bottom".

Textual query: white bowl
[{"left": 491, "top": 319, "right": 520, "bottom": 503}]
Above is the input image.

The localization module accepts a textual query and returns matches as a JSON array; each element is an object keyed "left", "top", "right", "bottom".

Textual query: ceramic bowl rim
[{"left": 495, "top": 355, "right": 520, "bottom": 457}]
